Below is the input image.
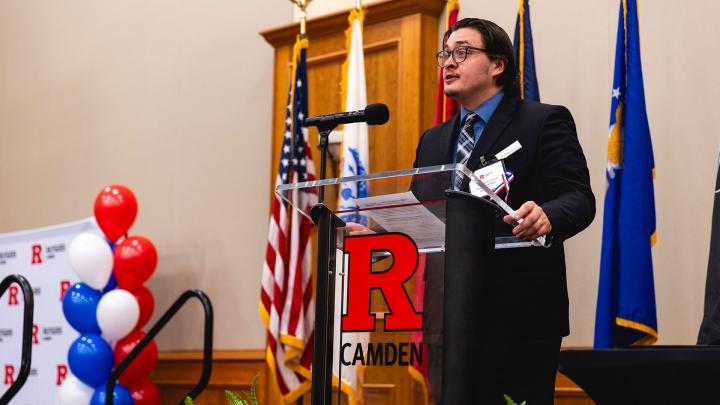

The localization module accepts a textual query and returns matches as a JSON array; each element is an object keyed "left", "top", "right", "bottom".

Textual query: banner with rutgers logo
[{"left": 0, "top": 217, "right": 101, "bottom": 404}]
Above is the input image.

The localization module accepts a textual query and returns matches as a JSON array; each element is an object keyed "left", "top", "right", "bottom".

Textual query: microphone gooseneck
[
  {"left": 309, "top": 103, "right": 389, "bottom": 204},
  {"left": 305, "top": 103, "right": 390, "bottom": 131}
]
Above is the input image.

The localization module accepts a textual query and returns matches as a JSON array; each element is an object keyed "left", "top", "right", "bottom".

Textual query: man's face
[{"left": 442, "top": 28, "right": 504, "bottom": 110}]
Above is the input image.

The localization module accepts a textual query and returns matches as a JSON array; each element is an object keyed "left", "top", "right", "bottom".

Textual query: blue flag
[
  {"left": 594, "top": 0, "right": 657, "bottom": 349},
  {"left": 513, "top": 0, "right": 539, "bottom": 102}
]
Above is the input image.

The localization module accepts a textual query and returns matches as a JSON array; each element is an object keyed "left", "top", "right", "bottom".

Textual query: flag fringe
[
  {"left": 407, "top": 365, "right": 430, "bottom": 405},
  {"left": 338, "top": 7, "right": 366, "bottom": 191},
  {"left": 290, "top": 37, "right": 310, "bottom": 109},
  {"left": 616, "top": 316, "right": 658, "bottom": 345},
  {"left": 280, "top": 333, "right": 305, "bottom": 350},
  {"left": 331, "top": 372, "right": 363, "bottom": 405},
  {"left": 259, "top": 302, "right": 270, "bottom": 327},
  {"left": 265, "top": 346, "right": 312, "bottom": 405},
  {"left": 340, "top": 8, "right": 366, "bottom": 114},
  {"left": 441, "top": 0, "right": 460, "bottom": 122},
  {"left": 446, "top": 0, "right": 460, "bottom": 19}
]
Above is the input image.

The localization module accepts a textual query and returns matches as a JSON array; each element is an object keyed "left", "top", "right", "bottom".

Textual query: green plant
[
  {"left": 185, "top": 373, "right": 260, "bottom": 405},
  {"left": 504, "top": 394, "right": 526, "bottom": 405}
]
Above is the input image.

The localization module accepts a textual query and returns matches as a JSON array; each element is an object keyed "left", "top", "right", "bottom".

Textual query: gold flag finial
[
  {"left": 290, "top": 0, "right": 313, "bottom": 37},
  {"left": 355, "top": 0, "right": 362, "bottom": 11}
]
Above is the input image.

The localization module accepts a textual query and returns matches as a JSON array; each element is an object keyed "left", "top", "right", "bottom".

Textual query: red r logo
[
  {"left": 4, "top": 365, "right": 14, "bottom": 385},
  {"left": 7, "top": 286, "right": 18, "bottom": 306},
  {"left": 56, "top": 365, "right": 67, "bottom": 385},
  {"left": 60, "top": 281, "right": 71, "bottom": 301},
  {"left": 342, "top": 233, "right": 423, "bottom": 332},
  {"left": 32, "top": 325, "right": 39, "bottom": 345},
  {"left": 31, "top": 245, "right": 42, "bottom": 264}
]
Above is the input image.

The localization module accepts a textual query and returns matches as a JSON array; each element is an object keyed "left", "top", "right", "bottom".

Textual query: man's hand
[
  {"left": 343, "top": 222, "right": 376, "bottom": 236},
  {"left": 337, "top": 222, "right": 376, "bottom": 249},
  {"left": 503, "top": 201, "right": 552, "bottom": 241}
]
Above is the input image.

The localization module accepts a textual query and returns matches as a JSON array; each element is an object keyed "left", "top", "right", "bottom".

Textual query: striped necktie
[{"left": 454, "top": 112, "right": 480, "bottom": 190}]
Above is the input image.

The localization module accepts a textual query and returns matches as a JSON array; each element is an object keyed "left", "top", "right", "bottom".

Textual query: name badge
[
  {"left": 469, "top": 160, "right": 514, "bottom": 201},
  {"left": 495, "top": 140, "right": 522, "bottom": 160}
]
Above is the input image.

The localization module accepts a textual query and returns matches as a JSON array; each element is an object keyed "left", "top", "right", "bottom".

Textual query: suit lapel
[
  {"left": 437, "top": 113, "right": 462, "bottom": 165},
  {"left": 466, "top": 96, "right": 517, "bottom": 171}
]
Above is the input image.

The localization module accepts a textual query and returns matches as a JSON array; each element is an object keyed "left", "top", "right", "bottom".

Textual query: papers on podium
[{"left": 351, "top": 191, "right": 446, "bottom": 251}]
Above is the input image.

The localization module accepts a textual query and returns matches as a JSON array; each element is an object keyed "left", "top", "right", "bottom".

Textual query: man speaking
[
  {"left": 415, "top": 18, "right": 595, "bottom": 404},
  {"left": 345, "top": 17, "right": 594, "bottom": 405}
]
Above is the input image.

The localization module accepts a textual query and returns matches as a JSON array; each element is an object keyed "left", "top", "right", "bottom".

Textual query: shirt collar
[{"left": 460, "top": 90, "right": 505, "bottom": 124}]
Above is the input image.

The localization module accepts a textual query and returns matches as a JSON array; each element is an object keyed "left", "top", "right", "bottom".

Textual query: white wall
[
  {"left": 0, "top": 0, "right": 716, "bottom": 350},
  {"left": 0, "top": 0, "right": 294, "bottom": 350}
]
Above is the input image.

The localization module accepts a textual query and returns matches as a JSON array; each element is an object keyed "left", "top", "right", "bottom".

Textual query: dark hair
[{"left": 444, "top": 18, "right": 520, "bottom": 98}]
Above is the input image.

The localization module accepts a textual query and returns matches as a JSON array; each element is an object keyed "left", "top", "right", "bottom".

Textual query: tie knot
[{"left": 463, "top": 112, "right": 480, "bottom": 128}]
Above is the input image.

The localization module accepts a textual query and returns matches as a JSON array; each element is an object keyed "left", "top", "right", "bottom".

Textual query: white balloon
[
  {"left": 97, "top": 289, "right": 139, "bottom": 341},
  {"left": 68, "top": 233, "right": 113, "bottom": 290},
  {"left": 57, "top": 374, "right": 94, "bottom": 405}
]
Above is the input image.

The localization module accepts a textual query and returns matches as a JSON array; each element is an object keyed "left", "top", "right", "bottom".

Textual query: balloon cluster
[{"left": 58, "top": 185, "right": 161, "bottom": 405}]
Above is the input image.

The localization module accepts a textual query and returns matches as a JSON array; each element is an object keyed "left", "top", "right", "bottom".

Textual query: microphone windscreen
[{"left": 364, "top": 103, "right": 390, "bottom": 126}]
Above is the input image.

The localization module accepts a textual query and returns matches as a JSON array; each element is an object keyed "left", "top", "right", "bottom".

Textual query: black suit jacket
[{"left": 416, "top": 95, "right": 595, "bottom": 345}]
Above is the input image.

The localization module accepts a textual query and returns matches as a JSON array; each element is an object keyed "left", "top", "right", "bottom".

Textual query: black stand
[
  {"left": 0, "top": 275, "right": 33, "bottom": 405},
  {"left": 441, "top": 191, "right": 499, "bottom": 404},
  {"left": 316, "top": 128, "right": 334, "bottom": 204},
  {"left": 309, "top": 204, "right": 345, "bottom": 405},
  {"left": 559, "top": 346, "right": 720, "bottom": 404}
]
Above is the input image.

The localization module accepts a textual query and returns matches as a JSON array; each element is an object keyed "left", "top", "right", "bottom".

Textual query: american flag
[{"left": 260, "top": 36, "right": 317, "bottom": 404}]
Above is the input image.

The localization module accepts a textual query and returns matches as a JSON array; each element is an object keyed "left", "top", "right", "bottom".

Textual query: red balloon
[
  {"left": 114, "top": 236, "right": 158, "bottom": 290},
  {"left": 128, "top": 379, "right": 161, "bottom": 405},
  {"left": 114, "top": 330, "right": 159, "bottom": 386},
  {"left": 132, "top": 285, "right": 155, "bottom": 330},
  {"left": 94, "top": 185, "right": 138, "bottom": 242}
]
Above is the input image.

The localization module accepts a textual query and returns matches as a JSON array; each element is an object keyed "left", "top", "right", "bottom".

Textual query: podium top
[
  {"left": 276, "top": 163, "right": 468, "bottom": 216},
  {"left": 277, "top": 163, "right": 540, "bottom": 251},
  {"left": 277, "top": 163, "right": 467, "bottom": 193}
]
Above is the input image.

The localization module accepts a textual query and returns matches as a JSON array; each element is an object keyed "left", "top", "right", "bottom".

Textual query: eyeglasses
[{"left": 436, "top": 46, "right": 487, "bottom": 67}]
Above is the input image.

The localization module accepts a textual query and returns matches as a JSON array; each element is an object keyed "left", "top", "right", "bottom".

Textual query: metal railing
[
  {"left": 106, "top": 289, "right": 214, "bottom": 405},
  {"left": 0, "top": 275, "right": 34, "bottom": 405}
]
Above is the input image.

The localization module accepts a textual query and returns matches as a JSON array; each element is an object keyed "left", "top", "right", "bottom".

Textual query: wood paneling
[
  {"left": 149, "top": 350, "right": 595, "bottom": 405},
  {"left": 149, "top": 350, "right": 271, "bottom": 405},
  {"left": 555, "top": 371, "right": 596, "bottom": 405},
  {"left": 260, "top": 0, "right": 447, "bottom": 49},
  {"left": 261, "top": 0, "right": 444, "bottom": 207}
]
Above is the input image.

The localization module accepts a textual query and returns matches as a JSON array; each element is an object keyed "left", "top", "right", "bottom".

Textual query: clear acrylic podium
[{"left": 277, "top": 164, "right": 542, "bottom": 405}]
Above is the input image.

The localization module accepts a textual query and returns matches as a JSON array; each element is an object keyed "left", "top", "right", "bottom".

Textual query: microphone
[{"left": 305, "top": 103, "right": 390, "bottom": 131}]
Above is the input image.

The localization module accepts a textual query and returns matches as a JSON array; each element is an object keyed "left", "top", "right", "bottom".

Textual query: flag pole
[
  {"left": 290, "top": 0, "right": 312, "bottom": 39},
  {"left": 291, "top": 0, "right": 333, "bottom": 205}
]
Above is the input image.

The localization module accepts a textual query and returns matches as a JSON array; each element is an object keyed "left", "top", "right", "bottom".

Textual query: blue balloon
[
  {"left": 90, "top": 383, "right": 134, "bottom": 405},
  {"left": 62, "top": 283, "right": 102, "bottom": 334},
  {"left": 68, "top": 334, "right": 114, "bottom": 388},
  {"left": 103, "top": 273, "right": 118, "bottom": 293}
]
